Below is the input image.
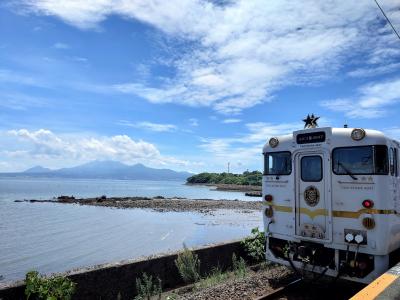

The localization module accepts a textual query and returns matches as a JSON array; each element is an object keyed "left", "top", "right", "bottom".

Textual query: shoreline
[
  {"left": 185, "top": 183, "right": 261, "bottom": 192},
  {"left": 17, "top": 196, "right": 263, "bottom": 214}
]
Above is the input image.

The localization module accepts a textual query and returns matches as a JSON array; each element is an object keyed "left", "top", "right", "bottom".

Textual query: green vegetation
[
  {"left": 194, "top": 267, "right": 228, "bottom": 290},
  {"left": 138, "top": 228, "right": 265, "bottom": 298},
  {"left": 241, "top": 227, "right": 266, "bottom": 262},
  {"left": 139, "top": 232, "right": 257, "bottom": 298},
  {"left": 175, "top": 245, "right": 201, "bottom": 283},
  {"left": 232, "top": 253, "right": 247, "bottom": 278},
  {"left": 186, "top": 171, "right": 262, "bottom": 186},
  {"left": 134, "top": 273, "right": 162, "bottom": 300},
  {"left": 25, "top": 270, "right": 76, "bottom": 300}
]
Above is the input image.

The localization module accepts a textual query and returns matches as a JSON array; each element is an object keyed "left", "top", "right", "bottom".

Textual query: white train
[{"left": 262, "top": 119, "right": 400, "bottom": 283}]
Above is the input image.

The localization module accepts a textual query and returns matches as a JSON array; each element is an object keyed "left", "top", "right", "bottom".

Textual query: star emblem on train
[{"left": 303, "top": 114, "right": 320, "bottom": 129}]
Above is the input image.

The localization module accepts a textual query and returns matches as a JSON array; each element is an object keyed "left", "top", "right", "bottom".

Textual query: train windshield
[
  {"left": 332, "top": 145, "right": 388, "bottom": 175},
  {"left": 264, "top": 151, "right": 292, "bottom": 175}
]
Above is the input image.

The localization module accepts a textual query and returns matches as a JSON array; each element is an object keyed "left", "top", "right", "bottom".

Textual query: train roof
[{"left": 262, "top": 127, "right": 399, "bottom": 153}]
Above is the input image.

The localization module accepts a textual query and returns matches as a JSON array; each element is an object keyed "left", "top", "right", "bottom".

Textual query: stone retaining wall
[{"left": 0, "top": 240, "right": 246, "bottom": 300}]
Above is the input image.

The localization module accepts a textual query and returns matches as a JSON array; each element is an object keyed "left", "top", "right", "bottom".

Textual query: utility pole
[{"left": 227, "top": 162, "right": 230, "bottom": 174}]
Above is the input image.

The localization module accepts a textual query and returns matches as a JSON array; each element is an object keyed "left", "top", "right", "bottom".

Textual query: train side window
[
  {"left": 374, "top": 145, "right": 388, "bottom": 174},
  {"left": 301, "top": 156, "right": 322, "bottom": 182},
  {"left": 390, "top": 147, "right": 398, "bottom": 176},
  {"left": 264, "top": 151, "right": 292, "bottom": 175},
  {"left": 390, "top": 147, "right": 395, "bottom": 176},
  {"left": 332, "top": 145, "right": 388, "bottom": 175}
]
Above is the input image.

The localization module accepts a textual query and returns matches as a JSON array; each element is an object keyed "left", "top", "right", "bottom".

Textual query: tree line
[{"left": 186, "top": 171, "right": 262, "bottom": 186}]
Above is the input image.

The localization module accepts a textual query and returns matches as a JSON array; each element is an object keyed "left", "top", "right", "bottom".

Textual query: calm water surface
[{"left": 0, "top": 178, "right": 262, "bottom": 283}]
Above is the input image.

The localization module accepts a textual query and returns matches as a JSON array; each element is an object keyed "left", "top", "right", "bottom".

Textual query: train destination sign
[{"left": 296, "top": 131, "right": 326, "bottom": 144}]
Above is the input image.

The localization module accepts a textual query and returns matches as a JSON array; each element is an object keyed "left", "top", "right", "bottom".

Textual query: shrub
[
  {"left": 25, "top": 270, "right": 76, "bottom": 300},
  {"left": 175, "top": 245, "right": 201, "bottom": 283},
  {"left": 241, "top": 227, "right": 266, "bottom": 262},
  {"left": 134, "top": 273, "right": 162, "bottom": 300},
  {"left": 232, "top": 253, "right": 247, "bottom": 278}
]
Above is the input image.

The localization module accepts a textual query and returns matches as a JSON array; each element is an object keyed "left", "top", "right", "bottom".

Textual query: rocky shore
[{"left": 17, "top": 196, "right": 263, "bottom": 214}]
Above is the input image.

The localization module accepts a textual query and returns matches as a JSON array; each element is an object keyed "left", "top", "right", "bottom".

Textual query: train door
[{"left": 295, "top": 151, "right": 332, "bottom": 241}]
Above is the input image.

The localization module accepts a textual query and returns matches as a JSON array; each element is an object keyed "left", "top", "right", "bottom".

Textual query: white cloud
[
  {"left": 0, "top": 161, "right": 17, "bottom": 172},
  {"left": 53, "top": 42, "right": 69, "bottom": 49},
  {"left": 14, "top": 0, "right": 400, "bottom": 114},
  {"left": 347, "top": 63, "right": 400, "bottom": 78},
  {"left": 70, "top": 56, "right": 88, "bottom": 63},
  {"left": 117, "top": 120, "right": 177, "bottom": 132},
  {"left": 242, "top": 122, "right": 300, "bottom": 143},
  {"left": 321, "top": 77, "right": 400, "bottom": 119},
  {"left": 4, "top": 129, "right": 194, "bottom": 169},
  {"left": 0, "top": 69, "right": 45, "bottom": 87},
  {"left": 200, "top": 121, "right": 300, "bottom": 151},
  {"left": 0, "top": 93, "right": 46, "bottom": 110},
  {"left": 384, "top": 127, "right": 400, "bottom": 141},
  {"left": 198, "top": 121, "right": 301, "bottom": 170},
  {"left": 222, "top": 118, "right": 241, "bottom": 124}
]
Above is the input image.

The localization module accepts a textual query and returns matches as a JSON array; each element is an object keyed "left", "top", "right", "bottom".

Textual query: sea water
[{"left": 0, "top": 178, "right": 262, "bottom": 283}]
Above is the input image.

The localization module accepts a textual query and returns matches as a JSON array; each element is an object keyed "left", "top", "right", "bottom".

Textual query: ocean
[{"left": 0, "top": 178, "right": 262, "bottom": 283}]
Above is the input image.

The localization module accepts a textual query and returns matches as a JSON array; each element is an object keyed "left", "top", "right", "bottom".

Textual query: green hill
[{"left": 186, "top": 171, "right": 262, "bottom": 186}]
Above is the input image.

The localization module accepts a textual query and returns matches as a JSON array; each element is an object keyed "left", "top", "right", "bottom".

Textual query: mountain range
[{"left": 0, "top": 161, "right": 192, "bottom": 181}]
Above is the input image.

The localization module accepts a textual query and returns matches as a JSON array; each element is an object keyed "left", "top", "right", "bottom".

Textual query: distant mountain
[
  {"left": 23, "top": 166, "right": 53, "bottom": 173},
  {"left": 0, "top": 161, "right": 192, "bottom": 181}
]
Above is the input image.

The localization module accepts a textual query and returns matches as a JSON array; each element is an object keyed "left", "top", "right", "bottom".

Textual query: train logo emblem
[{"left": 304, "top": 186, "right": 320, "bottom": 207}]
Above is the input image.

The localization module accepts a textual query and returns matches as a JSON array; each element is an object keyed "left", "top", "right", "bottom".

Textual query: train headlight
[
  {"left": 264, "top": 194, "right": 273, "bottom": 202},
  {"left": 265, "top": 206, "right": 274, "bottom": 218},
  {"left": 351, "top": 128, "right": 366, "bottom": 141},
  {"left": 362, "top": 217, "right": 375, "bottom": 229},
  {"left": 269, "top": 137, "right": 279, "bottom": 148},
  {"left": 362, "top": 199, "right": 374, "bottom": 209}
]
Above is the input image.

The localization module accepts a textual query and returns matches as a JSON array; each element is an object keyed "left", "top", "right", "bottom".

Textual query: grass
[
  {"left": 160, "top": 255, "right": 272, "bottom": 299},
  {"left": 194, "top": 267, "right": 229, "bottom": 290},
  {"left": 232, "top": 253, "right": 247, "bottom": 278}
]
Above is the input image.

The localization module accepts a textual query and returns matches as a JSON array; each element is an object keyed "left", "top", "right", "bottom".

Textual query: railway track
[
  {"left": 253, "top": 276, "right": 365, "bottom": 300},
  {"left": 254, "top": 278, "right": 303, "bottom": 300}
]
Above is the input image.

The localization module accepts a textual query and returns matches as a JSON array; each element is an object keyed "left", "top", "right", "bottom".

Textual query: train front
[{"left": 262, "top": 124, "right": 400, "bottom": 283}]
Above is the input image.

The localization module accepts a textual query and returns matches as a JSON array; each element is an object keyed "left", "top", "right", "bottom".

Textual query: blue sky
[{"left": 0, "top": 0, "right": 400, "bottom": 173}]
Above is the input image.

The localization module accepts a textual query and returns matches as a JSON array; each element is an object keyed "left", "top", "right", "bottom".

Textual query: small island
[{"left": 186, "top": 171, "right": 262, "bottom": 196}]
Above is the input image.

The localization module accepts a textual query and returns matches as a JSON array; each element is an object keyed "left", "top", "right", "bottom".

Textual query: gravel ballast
[{"left": 173, "top": 265, "right": 294, "bottom": 300}]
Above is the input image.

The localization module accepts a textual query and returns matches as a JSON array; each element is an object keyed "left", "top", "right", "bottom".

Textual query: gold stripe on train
[
  {"left": 263, "top": 202, "right": 396, "bottom": 218},
  {"left": 299, "top": 208, "right": 328, "bottom": 219},
  {"left": 332, "top": 209, "right": 396, "bottom": 218},
  {"left": 271, "top": 205, "right": 293, "bottom": 213}
]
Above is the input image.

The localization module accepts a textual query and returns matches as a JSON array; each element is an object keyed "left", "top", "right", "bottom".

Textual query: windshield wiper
[{"left": 338, "top": 162, "right": 358, "bottom": 180}]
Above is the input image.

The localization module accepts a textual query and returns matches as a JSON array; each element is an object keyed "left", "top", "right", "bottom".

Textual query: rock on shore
[{"left": 16, "top": 196, "right": 263, "bottom": 214}]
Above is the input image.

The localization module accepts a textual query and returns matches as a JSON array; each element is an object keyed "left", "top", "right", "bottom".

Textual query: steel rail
[{"left": 253, "top": 278, "right": 303, "bottom": 300}]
